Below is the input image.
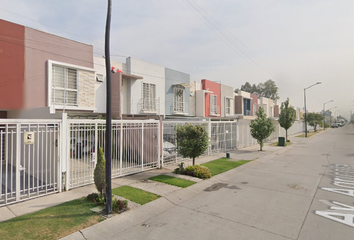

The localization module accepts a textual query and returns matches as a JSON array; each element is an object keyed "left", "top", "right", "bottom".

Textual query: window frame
[
  {"left": 142, "top": 82, "right": 157, "bottom": 112},
  {"left": 173, "top": 85, "right": 185, "bottom": 113},
  {"left": 210, "top": 94, "right": 217, "bottom": 115}
]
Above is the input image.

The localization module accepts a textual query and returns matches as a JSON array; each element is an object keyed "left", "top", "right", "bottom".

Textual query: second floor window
[
  {"left": 142, "top": 83, "right": 156, "bottom": 111},
  {"left": 173, "top": 85, "right": 184, "bottom": 113},
  {"left": 225, "top": 98, "right": 231, "bottom": 115},
  {"left": 210, "top": 94, "right": 217, "bottom": 115},
  {"left": 52, "top": 65, "right": 78, "bottom": 106}
]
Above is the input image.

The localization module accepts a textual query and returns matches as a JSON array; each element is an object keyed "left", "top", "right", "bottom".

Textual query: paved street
[{"left": 64, "top": 126, "right": 354, "bottom": 240}]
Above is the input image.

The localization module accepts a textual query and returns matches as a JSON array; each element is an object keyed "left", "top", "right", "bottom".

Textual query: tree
[
  {"left": 306, "top": 112, "right": 324, "bottom": 132},
  {"left": 250, "top": 107, "right": 275, "bottom": 151},
  {"left": 235, "top": 79, "right": 279, "bottom": 100},
  {"left": 94, "top": 147, "right": 106, "bottom": 196},
  {"left": 175, "top": 124, "right": 210, "bottom": 166},
  {"left": 278, "top": 98, "right": 296, "bottom": 142}
]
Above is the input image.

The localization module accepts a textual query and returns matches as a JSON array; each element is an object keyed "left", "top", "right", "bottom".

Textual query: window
[
  {"left": 173, "top": 85, "right": 185, "bottom": 113},
  {"left": 52, "top": 65, "right": 78, "bottom": 106},
  {"left": 142, "top": 83, "right": 156, "bottom": 111},
  {"left": 225, "top": 98, "right": 231, "bottom": 115},
  {"left": 210, "top": 94, "right": 217, "bottom": 115}
]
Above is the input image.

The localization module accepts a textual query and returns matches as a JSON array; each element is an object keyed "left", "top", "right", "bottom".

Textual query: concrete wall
[
  {"left": 201, "top": 79, "right": 221, "bottom": 117},
  {"left": 250, "top": 94, "right": 258, "bottom": 116},
  {"left": 127, "top": 57, "right": 165, "bottom": 115},
  {"left": 195, "top": 90, "right": 205, "bottom": 117},
  {"left": 0, "top": 19, "right": 25, "bottom": 110},
  {"left": 221, "top": 84, "right": 234, "bottom": 117},
  {"left": 235, "top": 95, "right": 243, "bottom": 115},
  {"left": 24, "top": 27, "right": 94, "bottom": 109},
  {"left": 165, "top": 68, "right": 190, "bottom": 115}
]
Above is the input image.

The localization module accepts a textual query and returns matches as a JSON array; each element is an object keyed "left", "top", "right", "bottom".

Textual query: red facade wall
[
  {"left": 250, "top": 94, "right": 258, "bottom": 116},
  {"left": 0, "top": 19, "right": 25, "bottom": 110},
  {"left": 201, "top": 79, "right": 221, "bottom": 117}
]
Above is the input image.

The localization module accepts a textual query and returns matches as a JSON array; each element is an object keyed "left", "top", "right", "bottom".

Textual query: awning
[{"left": 172, "top": 83, "right": 191, "bottom": 88}]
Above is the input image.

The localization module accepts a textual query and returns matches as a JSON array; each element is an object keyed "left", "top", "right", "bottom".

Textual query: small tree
[
  {"left": 175, "top": 124, "right": 209, "bottom": 166},
  {"left": 94, "top": 147, "right": 106, "bottom": 196},
  {"left": 278, "top": 98, "right": 296, "bottom": 142},
  {"left": 250, "top": 107, "right": 275, "bottom": 151},
  {"left": 306, "top": 112, "right": 324, "bottom": 132}
]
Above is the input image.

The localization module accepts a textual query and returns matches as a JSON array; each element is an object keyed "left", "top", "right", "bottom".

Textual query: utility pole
[{"left": 105, "top": 0, "right": 112, "bottom": 215}]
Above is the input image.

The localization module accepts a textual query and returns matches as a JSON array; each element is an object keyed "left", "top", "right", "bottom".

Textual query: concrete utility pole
[
  {"left": 304, "top": 82, "right": 321, "bottom": 137},
  {"left": 105, "top": 0, "right": 112, "bottom": 215}
]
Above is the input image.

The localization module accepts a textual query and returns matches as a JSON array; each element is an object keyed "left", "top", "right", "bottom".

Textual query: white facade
[
  {"left": 127, "top": 57, "right": 165, "bottom": 115},
  {"left": 258, "top": 97, "right": 274, "bottom": 117}
]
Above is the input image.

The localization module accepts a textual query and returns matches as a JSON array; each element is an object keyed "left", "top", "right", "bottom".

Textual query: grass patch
[
  {"left": 112, "top": 186, "right": 160, "bottom": 205},
  {"left": 201, "top": 158, "right": 250, "bottom": 176},
  {"left": 271, "top": 141, "right": 292, "bottom": 146},
  {"left": 0, "top": 198, "right": 104, "bottom": 240},
  {"left": 149, "top": 175, "right": 196, "bottom": 188}
]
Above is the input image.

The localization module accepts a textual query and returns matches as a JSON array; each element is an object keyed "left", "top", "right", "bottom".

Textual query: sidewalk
[{"left": 0, "top": 136, "right": 299, "bottom": 224}]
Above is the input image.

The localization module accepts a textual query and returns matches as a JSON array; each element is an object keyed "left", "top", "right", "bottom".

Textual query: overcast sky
[{"left": 1, "top": 0, "right": 353, "bottom": 119}]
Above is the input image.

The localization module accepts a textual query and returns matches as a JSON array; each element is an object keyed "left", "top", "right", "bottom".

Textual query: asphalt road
[{"left": 64, "top": 125, "right": 354, "bottom": 240}]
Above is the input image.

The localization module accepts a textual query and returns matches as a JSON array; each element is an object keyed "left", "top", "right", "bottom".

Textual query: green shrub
[
  {"left": 182, "top": 165, "right": 212, "bottom": 179},
  {"left": 173, "top": 162, "right": 185, "bottom": 174},
  {"left": 112, "top": 199, "right": 128, "bottom": 213},
  {"left": 94, "top": 147, "right": 106, "bottom": 196},
  {"left": 87, "top": 193, "right": 99, "bottom": 202}
]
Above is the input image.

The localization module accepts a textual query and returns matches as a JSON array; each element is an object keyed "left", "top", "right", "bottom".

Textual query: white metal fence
[
  {"left": 0, "top": 120, "right": 61, "bottom": 207},
  {"left": 162, "top": 120, "right": 237, "bottom": 164},
  {"left": 0, "top": 116, "right": 305, "bottom": 206},
  {"left": 66, "top": 119, "right": 160, "bottom": 189}
]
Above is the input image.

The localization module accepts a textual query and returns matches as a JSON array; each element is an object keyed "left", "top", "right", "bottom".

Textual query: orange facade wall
[
  {"left": 0, "top": 19, "right": 25, "bottom": 110},
  {"left": 201, "top": 79, "right": 221, "bottom": 117}
]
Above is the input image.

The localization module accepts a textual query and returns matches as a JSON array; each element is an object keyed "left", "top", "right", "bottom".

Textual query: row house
[
  {"left": 94, "top": 56, "right": 192, "bottom": 119},
  {"left": 0, "top": 19, "right": 96, "bottom": 119},
  {"left": 234, "top": 91, "right": 259, "bottom": 119}
]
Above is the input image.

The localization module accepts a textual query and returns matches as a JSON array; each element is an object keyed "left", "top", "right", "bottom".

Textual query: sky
[{"left": 1, "top": 0, "right": 354, "bottom": 119}]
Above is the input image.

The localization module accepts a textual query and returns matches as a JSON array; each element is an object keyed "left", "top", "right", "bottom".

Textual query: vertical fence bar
[{"left": 15, "top": 124, "right": 20, "bottom": 202}]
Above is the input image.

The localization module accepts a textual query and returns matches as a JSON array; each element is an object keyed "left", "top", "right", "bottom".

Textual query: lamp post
[
  {"left": 323, "top": 100, "right": 334, "bottom": 129},
  {"left": 304, "top": 82, "right": 321, "bottom": 137}
]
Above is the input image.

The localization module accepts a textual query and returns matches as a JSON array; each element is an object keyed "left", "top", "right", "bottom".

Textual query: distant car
[{"left": 331, "top": 123, "right": 338, "bottom": 128}]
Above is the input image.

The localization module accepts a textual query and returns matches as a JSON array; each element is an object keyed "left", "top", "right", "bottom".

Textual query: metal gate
[
  {"left": 67, "top": 119, "right": 160, "bottom": 189},
  {"left": 0, "top": 120, "right": 61, "bottom": 206}
]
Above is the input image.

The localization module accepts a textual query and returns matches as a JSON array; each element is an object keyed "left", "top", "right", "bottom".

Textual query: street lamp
[
  {"left": 304, "top": 82, "right": 322, "bottom": 137},
  {"left": 323, "top": 100, "right": 334, "bottom": 129}
]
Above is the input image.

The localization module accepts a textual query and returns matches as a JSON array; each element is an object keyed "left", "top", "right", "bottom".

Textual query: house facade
[
  {"left": 195, "top": 79, "right": 221, "bottom": 118},
  {"left": 165, "top": 68, "right": 191, "bottom": 116},
  {"left": 220, "top": 84, "right": 234, "bottom": 117},
  {"left": 234, "top": 91, "right": 258, "bottom": 119},
  {"left": 0, "top": 19, "right": 96, "bottom": 119}
]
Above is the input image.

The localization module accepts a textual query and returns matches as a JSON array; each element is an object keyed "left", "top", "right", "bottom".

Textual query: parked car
[
  {"left": 331, "top": 123, "right": 338, "bottom": 128},
  {"left": 163, "top": 141, "right": 176, "bottom": 159},
  {"left": 70, "top": 137, "right": 95, "bottom": 158}
]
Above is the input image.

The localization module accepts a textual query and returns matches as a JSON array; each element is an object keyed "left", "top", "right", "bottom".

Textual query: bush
[
  {"left": 173, "top": 162, "right": 185, "bottom": 174},
  {"left": 87, "top": 193, "right": 99, "bottom": 202},
  {"left": 112, "top": 199, "right": 128, "bottom": 213},
  {"left": 94, "top": 147, "right": 106, "bottom": 196},
  {"left": 182, "top": 165, "right": 212, "bottom": 179}
]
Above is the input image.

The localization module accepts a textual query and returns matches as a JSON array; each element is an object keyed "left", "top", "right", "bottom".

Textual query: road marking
[{"left": 315, "top": 200, "right": 354, "bottom": 227}]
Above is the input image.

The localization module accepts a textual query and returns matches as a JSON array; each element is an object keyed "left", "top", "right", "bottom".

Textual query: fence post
[
  {"left": 208, "top": 120, "right": 211, "bottom": 155},
  {"left": 119, "top": 122, "right": 123, "bottom": 176},
  {"left": 159, "top": 117, "right": 162, "bottom": 168},
  {"left": 59, "top": 113, "right": 67, "bottom": 192},
  {"left": 141, "top": 122, "right": 144, "bottom": 171}
]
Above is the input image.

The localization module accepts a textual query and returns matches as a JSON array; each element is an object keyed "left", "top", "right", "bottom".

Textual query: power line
[{"left": 181, "top": 0, "right": 275, "bottom": 78}]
